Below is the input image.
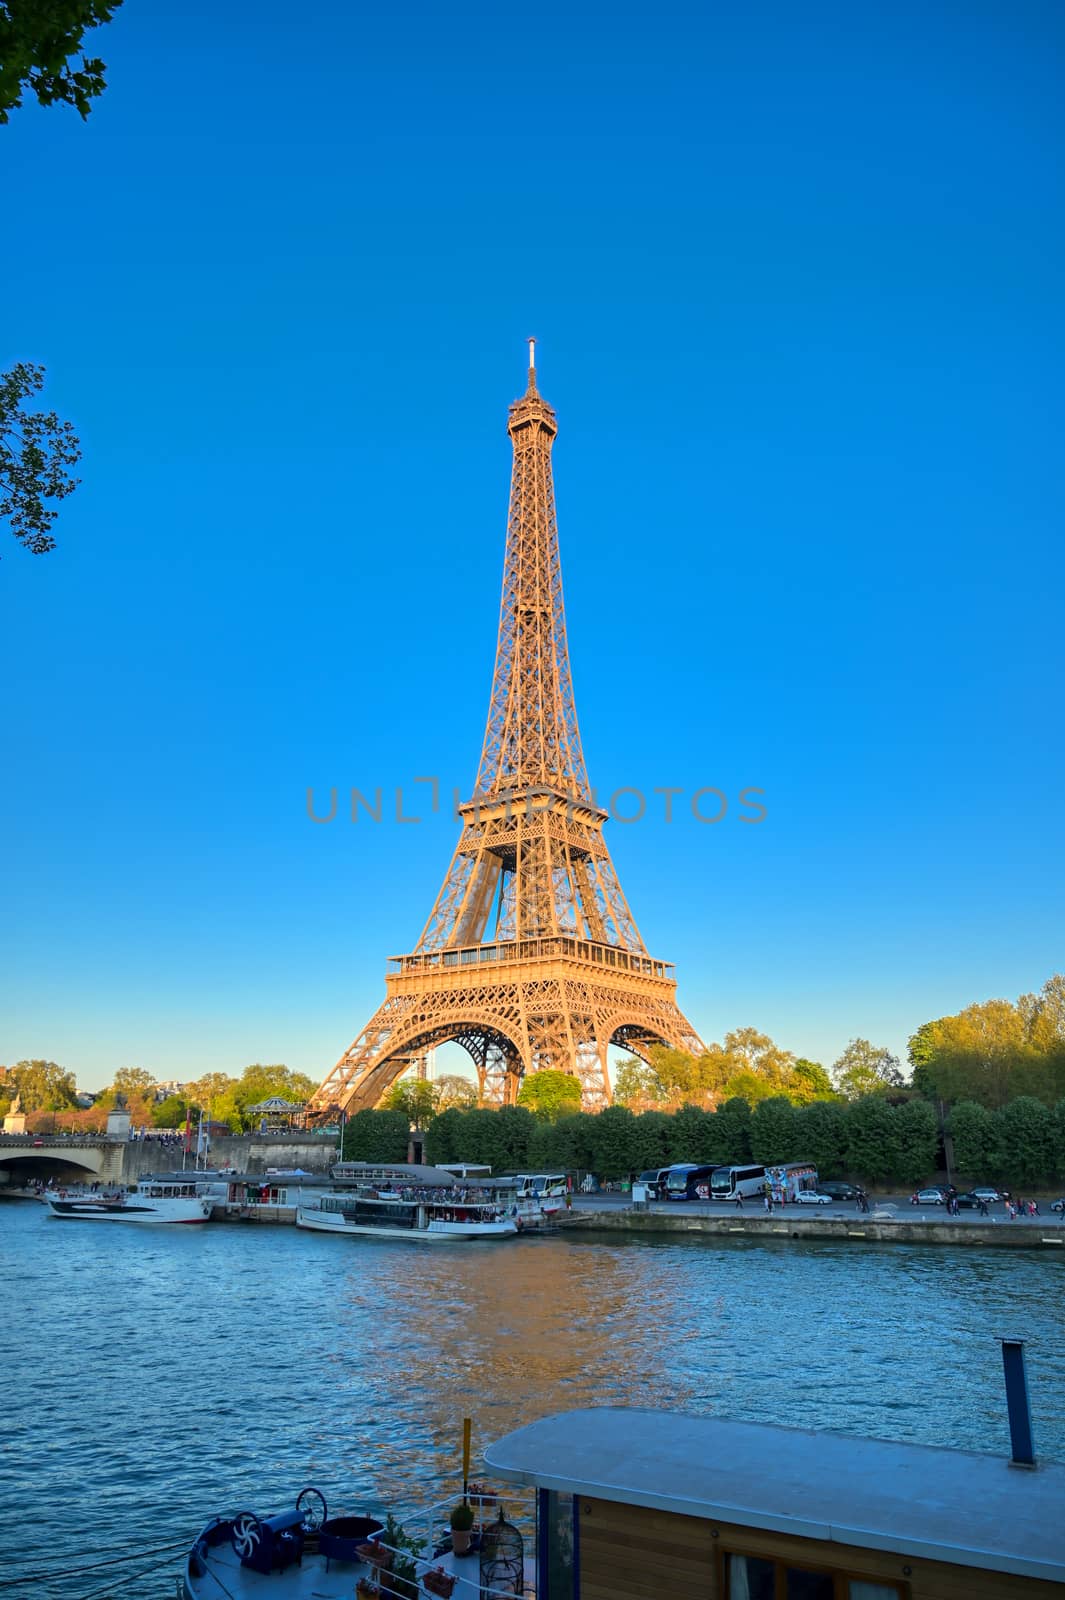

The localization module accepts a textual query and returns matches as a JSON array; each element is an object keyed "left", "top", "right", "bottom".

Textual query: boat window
[
  {"left": 539, "top": 1490, "right": 574, "bottom": 1600},
  {"left": 786, "top": 1569, "right": 834, "bottom": 1600},
  {"left": 726, "top": 1555, "right": 775, "bottom": 1600},
  {"left": 724, "top": 1555, "right": 905, "bottom": 1599}
]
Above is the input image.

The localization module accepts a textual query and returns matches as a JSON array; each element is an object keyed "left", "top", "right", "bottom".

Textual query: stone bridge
[{"left": 0, "top": 1132, "right": 340, "bottom": 1186}]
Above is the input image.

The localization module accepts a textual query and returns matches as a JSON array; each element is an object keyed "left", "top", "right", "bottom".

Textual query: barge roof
[{"left": 483, "top": 1407, "right": 1065, "bottom": 1584}]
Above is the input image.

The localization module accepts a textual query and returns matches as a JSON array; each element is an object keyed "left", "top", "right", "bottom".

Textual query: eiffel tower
[{"left": 309, "top": 344, "right": 704, "bottom": 1116}]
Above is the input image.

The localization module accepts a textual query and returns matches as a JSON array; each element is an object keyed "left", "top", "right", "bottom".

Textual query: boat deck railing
[{"left": 363, "top": 1490, "right": 536, "bottom": 1598}]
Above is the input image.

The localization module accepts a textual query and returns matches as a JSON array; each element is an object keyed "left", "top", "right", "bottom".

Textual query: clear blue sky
[{"left": 2, "top": 0, "right": 1062, "bottom": 1092}]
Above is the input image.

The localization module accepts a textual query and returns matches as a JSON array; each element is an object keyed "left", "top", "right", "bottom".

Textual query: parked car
[
  {"left": 912, "top": 1187, "right": 948, "bottom": 1205},
  {"left": 817, "top": 1181, "right": 862, "bottom": 1202},
  {"left": 970, "top": 1185, "right": 1009, "bottom": 1202},
  {"left": 794, "top": 1190, "right": 833, "bottom": 1206},
  {"left": 1050, "top": 1198, "right": 1065, "bottom": 1213},
  {"left": 954, "top": 1191, "right": 985, "bottom": 1209}
]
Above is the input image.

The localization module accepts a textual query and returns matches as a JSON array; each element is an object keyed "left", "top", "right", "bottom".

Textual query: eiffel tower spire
[
  {"left": 475, "top": 341, "right": 589, "bottom": 803},
  {"left": 309, "top": 348, "right": 704, "bottom": 1115}
]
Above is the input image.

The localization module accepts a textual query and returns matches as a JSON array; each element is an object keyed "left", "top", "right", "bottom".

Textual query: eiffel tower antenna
[{"left": 309, "top": 346, "right": 704, "bottom": 1115}]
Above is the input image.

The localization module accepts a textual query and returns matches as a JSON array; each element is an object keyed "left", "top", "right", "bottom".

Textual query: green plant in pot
[
  {"left": 382, "top": 1513, "right": 424, "bottom": 1600},
  {"left": 449, "top": 1500, "right": 475, "bottom": 1556}
]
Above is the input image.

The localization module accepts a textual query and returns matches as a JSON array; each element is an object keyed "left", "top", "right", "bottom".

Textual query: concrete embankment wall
[
  {"left": 566, "top": 1209, "right": 1065, "bottom": 1250},
  {"left": 126, "top": 1132, "right": 337, "bottom": 1184}
]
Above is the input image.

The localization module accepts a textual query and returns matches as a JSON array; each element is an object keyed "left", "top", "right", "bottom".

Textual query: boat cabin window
[{"left": 724, "top": 1553, "right": 905, "bottom": 1599}]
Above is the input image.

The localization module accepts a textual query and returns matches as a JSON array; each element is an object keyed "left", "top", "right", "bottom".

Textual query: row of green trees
[
  {"left": 340, "top": 1093, "right": 1065, "bottom": 1189},
  {"left": 0, "top": 1060, "right": 318, "bottom": 1134},
  {"left": 605, "top": 973, "right": 1065, "bottom": 1115},
  {"left": 421, "top": 1098, "right": 945, "bottom": 1185}
]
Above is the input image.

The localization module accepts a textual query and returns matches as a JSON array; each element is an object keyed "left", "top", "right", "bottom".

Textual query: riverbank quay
[{"left": 565, "top": 1204, "right": 1065, "bottom": 1249}]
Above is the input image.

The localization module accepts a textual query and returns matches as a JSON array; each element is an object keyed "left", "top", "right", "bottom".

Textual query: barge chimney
[{"left": 1001, "top": 1338, "right": 1037, "bottom": 1468}]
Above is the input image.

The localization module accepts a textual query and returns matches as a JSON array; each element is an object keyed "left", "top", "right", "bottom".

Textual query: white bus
[
  {"left": 710, "top": 1163, "right": 767, "bottom": 1201},
  {"left": 764, "top": 1162, "right": 819, "bottom": 1200},
  {"left": 514, "top": 1173, "right": 568, "bottom": 1199}
]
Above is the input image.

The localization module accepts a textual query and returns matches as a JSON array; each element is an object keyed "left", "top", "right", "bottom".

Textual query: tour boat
[
  {"left": 298, "top": 1165, "right": 518, "bottom": 1240},
  {"left": 181, "top": 1344, "right": 1064, "bottom": 1599},
  {"left": 296, "top": 1185, "right": 518, "bottom": 1241},
  {"left": 44, "top": 1175, "right": 213, "bottom": 1224}
]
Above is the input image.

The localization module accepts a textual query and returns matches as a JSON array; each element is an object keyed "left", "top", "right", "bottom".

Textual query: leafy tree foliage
[
  {"left": 710, "top": 1098, "right": 753, "bottom": 1164},
  {"left": 434, "top": 1073, "right": 477, "bottom": 1110},
  {"left": 421, "top": 1087, "right": 1065, "bottom": 1189},
  {"left": 423, "top": 1107, "right": 465, "bottom": 1165},
  {"left": 1, "top": 1058, "right": 77, "bottom": 1111},
  {"left": 908, "top": 976, "right": 1065, "bottom": 1110},
  {"left": 235, "top": 1063, "right": 317, "bottom": 1113},
  {"left": 891, "top": 1099, "right": 938, "bottom": 1185},
  {"left": 665, "top": 1104, "right": 713, "bottom": 1164},
  {"left": 381, "top": 1076, "right": 440, "bottom": 1130},
  {"left": 994, "top": 1097, "right": 1055, "bottom": 1190},
  {"left": 589, "top": 1105, "right": 642, "bottom": 1179},
  {"left": 613, "top": 1056, "right": 668, "bottom": 1107},
  {"left": 793, "top": 1099, "right": 848, "bottom": 1177},
  {"left": 791, "top": 1059, "right": 836, "bottom": 1102},
  {"left": 342, "top": 1109, "right": 410, "bottom": 1163},
  {"left": 152, "top": 1094, "right": 188, "bottom": 1129},
  {"left": 843, "top": 1096, "right": 902, "bottom": 1182},
  {"left": 182, "top": 1071, "right": 242, "bottom": 1132},
  {"left": 516, "top": 1069, "right": 582, "bottom": 1121},
  {"left": 0, "top": 1, "right": 123, "bottom": 123},
  {"left": 947, "top": 1100, "right": 996, "bottom": 1178},
  {"left": 637, "top": 1032, "right": 837, "bottom": 1110},
  {"left": 750, "top": 1097, "right": 798, "bottom": 1164},
  {"left": 0, "top": 364, "right": 81, "bottom": 553},
  {"left": 1056, "top": 1101, "right": 1065, "bottom": 1185},
  {"left": 832, "top": 1038, "right": 904, "bottom": 1099},
  {"left": 113, "top": 1066, "right": 157, "bottom": 1098},
  {"left": 424, "top": 1105, "right": 536, "bottom": 1173}
]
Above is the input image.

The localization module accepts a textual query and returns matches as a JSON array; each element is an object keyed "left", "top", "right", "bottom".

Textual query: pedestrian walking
[
  {"left": 735, "top": 1192, "right": 743, "bottom": 1210},
  {"left": 764, "top": 1191, "right": 772, "bottom": 1213}
]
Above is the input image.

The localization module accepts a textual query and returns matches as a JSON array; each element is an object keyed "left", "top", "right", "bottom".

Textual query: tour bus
[
  {"left": 764, "top": 1161, "right": 819, "bottom": 1200},
  {"left": 710, "top": 1162, "right": 768, "bottom": 1201},
  {"left": 664, "top": 1163, "right": 716, "bottom": 1201},
  {"left": 514, "top": 1173, "right": 568, "bottom": 1199}
]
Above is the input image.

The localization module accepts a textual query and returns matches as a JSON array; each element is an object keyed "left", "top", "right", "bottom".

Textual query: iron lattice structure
[{"left": 310, "top": 347, "right": 704, "bottom": 1116}]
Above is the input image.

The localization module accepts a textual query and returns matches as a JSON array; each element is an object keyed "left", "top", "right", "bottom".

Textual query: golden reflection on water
[{"left": 319, "top": 1236, "right": 700, "bottom": 1504}]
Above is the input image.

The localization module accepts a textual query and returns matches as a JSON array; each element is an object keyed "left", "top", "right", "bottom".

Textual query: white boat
[
  {"left": 44, "top": 1175, "right": 213, "bottom": 1224},
  {"left": 297, "top": 1163, "right": 520, "bottom": 1241},
  {"left": 297, "top": 1188, "right": 517, "bottom": 1241}
]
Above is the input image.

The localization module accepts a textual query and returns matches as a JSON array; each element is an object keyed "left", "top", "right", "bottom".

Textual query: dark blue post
[{"left": 1001, "top": 1338, "right": 1036, "bottom": 1466}]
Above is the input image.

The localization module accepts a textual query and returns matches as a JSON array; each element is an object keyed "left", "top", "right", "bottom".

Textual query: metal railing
[
  {"left": 344, "top": 1490, "right": 536, "bottom": 1599},
  {"left": 389, "top": 935, "right": 673, "bottom": 983}
]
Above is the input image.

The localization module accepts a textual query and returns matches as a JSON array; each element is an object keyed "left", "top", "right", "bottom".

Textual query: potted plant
[
  {"left": 382, "top": 1512, "right": 424, "bottom": 1600},
  {"left": 355, "top": 1582, "right": 379, "bottom": 1600},
  {"left": 423, "top": 1567, "right": 456, "bottom": 1598},
  {"left": 449, "top": 1500, "right": 475, "bottom": 1557},
  {"left": 356, "top": 1541, "right": 393, "bottom": 1572}
]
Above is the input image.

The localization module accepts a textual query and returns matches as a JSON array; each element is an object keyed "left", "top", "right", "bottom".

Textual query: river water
[{"left": 2, "top": 1202, "right": 1064, "bottom": 1598}]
